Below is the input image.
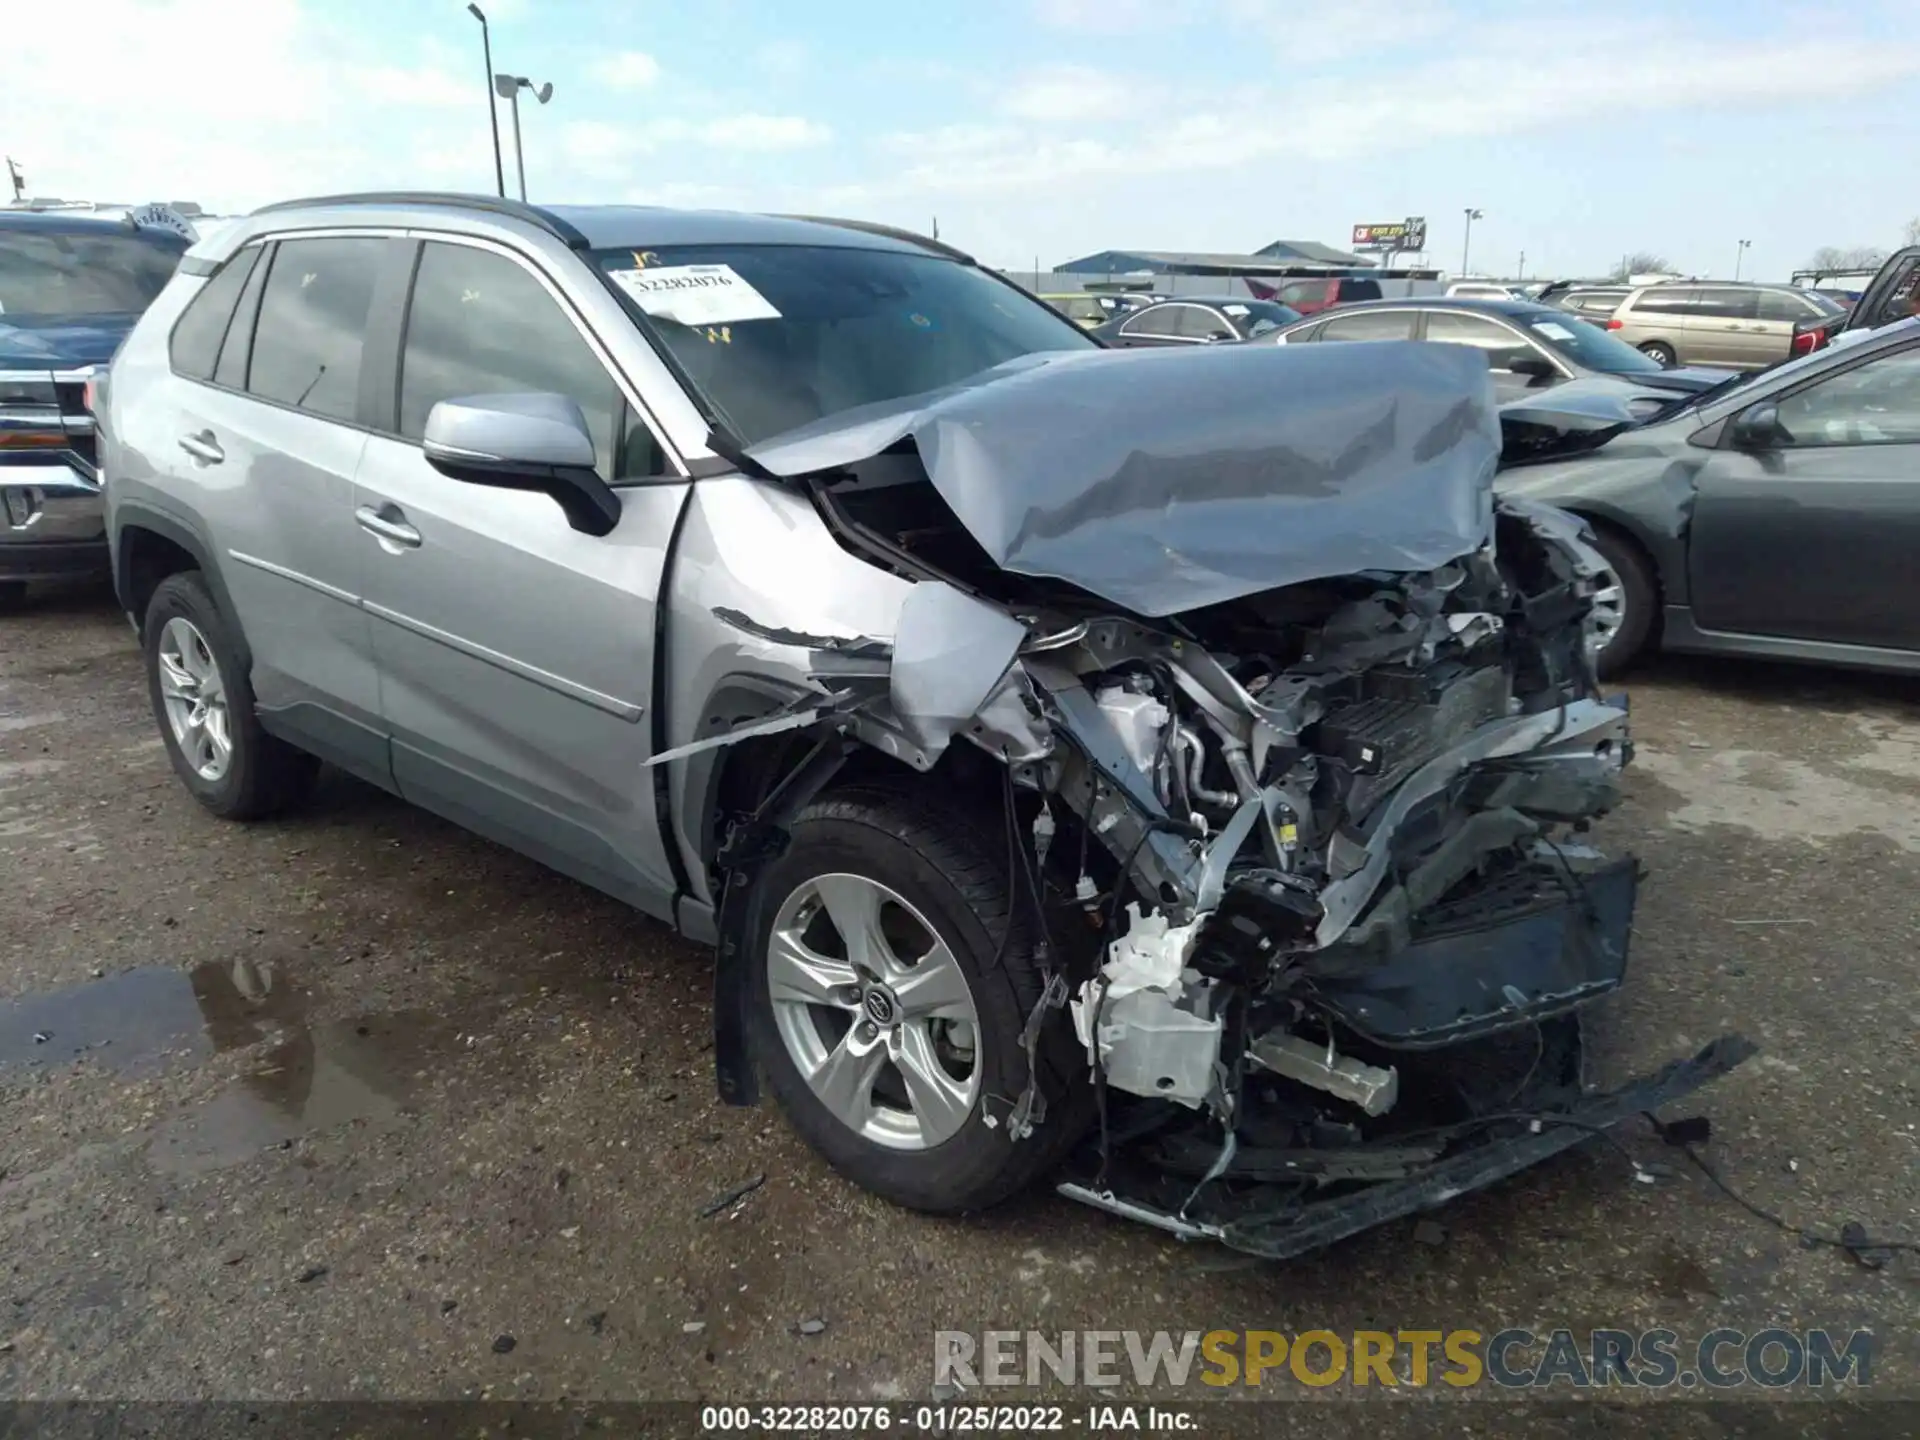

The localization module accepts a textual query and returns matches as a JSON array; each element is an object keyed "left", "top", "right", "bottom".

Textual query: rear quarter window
[{"left": 167, "top": 248, "right": 260, "bottom": 380}]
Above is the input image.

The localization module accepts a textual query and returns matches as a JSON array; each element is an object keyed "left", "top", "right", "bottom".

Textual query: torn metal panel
[
  {"left": 748, "top": 343, "right": 1502, "bottom": 617},
  {"left": 887, "top": 579, "right": 1030, "bottom": 756}
]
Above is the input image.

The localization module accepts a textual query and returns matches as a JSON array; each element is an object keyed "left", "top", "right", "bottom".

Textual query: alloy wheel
[
  {"left": 1588, "top": 566, "right": 1626, "bottom": 660},
  {"left": 767, "top": 872, "right": 982, "bottom": 1150},
  {"left": 156, "top": 616, "right": 233, "bottom": 782}
]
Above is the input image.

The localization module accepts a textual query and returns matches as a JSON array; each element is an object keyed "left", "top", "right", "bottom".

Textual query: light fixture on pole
[
  {"left": 1735, "top": 238, "right": 1752, "bottom": 281},
  {"left": 1461, "top": 208, "right": 1483, "bottom": 278},
  {"left": 494, "top": 74, "right": 554, "bottom": 202},
  {"left": 466, "top": 4, "right": 506, "bottom": 199}
]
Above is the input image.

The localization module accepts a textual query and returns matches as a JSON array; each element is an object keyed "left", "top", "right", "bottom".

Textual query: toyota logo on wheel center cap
[{"left": 863, "top": 989, "right": 897, "bottom": 1026}]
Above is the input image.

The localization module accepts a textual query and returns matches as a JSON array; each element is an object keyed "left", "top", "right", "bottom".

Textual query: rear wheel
[
  {"left": 743, "top": 785, "right": 1089, "bottom": 1212},
  {"left": 1638, "top": 340, "right": 1678, "bottom": 368},
  {"left": 143, "top": 571, "right": 317, "bottom": 820},
  {"left": 1585, "top": 527, "right": 1658, "bottom": 677}
]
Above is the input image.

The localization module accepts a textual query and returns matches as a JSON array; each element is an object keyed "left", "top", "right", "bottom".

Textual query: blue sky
[{"left": 13, "top": 0, "right": 1920, "bottom": 278}]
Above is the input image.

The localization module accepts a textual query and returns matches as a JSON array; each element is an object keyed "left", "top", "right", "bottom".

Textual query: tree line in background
[
  {"left": 1598, "top": 220, "right": 1920, "bottom": 283},
  {"left": 1802, "top": 217, "right": 1920, "bottom": 275}
]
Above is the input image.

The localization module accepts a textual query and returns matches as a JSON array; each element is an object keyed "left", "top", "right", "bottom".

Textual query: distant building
[{"left": 1054, "top": 239, "right": 1366, "bottom": 276}]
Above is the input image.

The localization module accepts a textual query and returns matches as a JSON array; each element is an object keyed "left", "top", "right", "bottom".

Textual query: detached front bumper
[{"left": 1, "top": 462, "right": 107, "bottom": 584}]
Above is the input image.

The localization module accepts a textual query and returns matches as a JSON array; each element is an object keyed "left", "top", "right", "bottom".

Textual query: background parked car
[
  {"left": 1546, "top": 285, "right": 1632, "bottom": 323},
  {"left": 1603, "top": 281, "right": 1846, "bottom": 369},
  {"left": 1038, "top": 291, "right": 1155, "bottom": 328},
  {"left": 1092, "top": 296, "right": 1301, "bottom": 346},
  {"left": 1498, "top": 316, "right": 1920, "bottom": 676},
  {"left": 1249, "top": 275, "right": 1382, "bottom": 314},
  {"left": 1445, "top": 280, "right": 1518, "bottom": 300},
  {"left": 1795, "top": 246, "right": 1920, "bottom": 354},
  {"left": 0, "top": 209, "right": 192, "bottom": 603},
  {"left": 1264, "top": 297, "right": 1731, "bottom": 402}
]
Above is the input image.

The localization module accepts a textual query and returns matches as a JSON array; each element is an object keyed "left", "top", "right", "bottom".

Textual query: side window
[
  {"left": 167, "top": 247, "right": 259, "bottom": 380},
  {"left": 213, "top": 245, "right": 271, "bottom": 391},
  {"left": 1177, "top": 306, "right": 1232, "bottom": 340},
  {"left": 1772, "top": 346, "right": 1920, "bottom": 447},
  {"left": 1629, "top": 286, "right": 1698, "bottom": 316},
  {"left": 1693, "top": 287, "right": 1758, "bottom": 321},
  {"left": 399, "top": 241, "right": 662, "bottom": 481},
  {"left": 1422, "top": 311, "right": 1541, "bottom": 371},
  {"left": 1123, "top": 305, "right": 1184, "bottom": 338},
  {"left": 246, "top": 237, "right": 385, "bottom": 422},
  {"left": 1756, "top": 289, "right": 1815, "bottom": 323},
  {"left": 1318, "top": 309, "right": 1415, "bottom": 342}
]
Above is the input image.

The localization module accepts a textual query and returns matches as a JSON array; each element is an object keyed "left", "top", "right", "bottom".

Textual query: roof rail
[
  {"left": 776, "top": 214, "right": 975, "bottom": 265},
  {"left": 247, "top": 191, "right": 591, "bottom": 249}
]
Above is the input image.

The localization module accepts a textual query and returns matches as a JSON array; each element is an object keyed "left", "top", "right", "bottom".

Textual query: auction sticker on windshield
[
  {"left": 1532, "top": 320, "right": 1577, "bottom": 341},
  {"left": 609, "top": 264, "right": 782, "bottom": 326}
]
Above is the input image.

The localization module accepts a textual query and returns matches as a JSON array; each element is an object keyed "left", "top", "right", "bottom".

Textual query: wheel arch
[{"left": 113, "top": 505, "right": 251, "bottom": 666}]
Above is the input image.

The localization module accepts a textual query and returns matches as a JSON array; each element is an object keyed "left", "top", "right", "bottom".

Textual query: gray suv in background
[
  {"left": 1606, "top": 281, "right": 1846, "bottom": 369},
  {"left": 95, "top": 192, "right": 1743, "bottom": 1258}
]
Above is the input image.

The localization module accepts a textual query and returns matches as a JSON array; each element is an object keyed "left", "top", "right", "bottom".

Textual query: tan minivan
[{"left": 1605, "top": 282, "right": 1846, "bottom": 369}]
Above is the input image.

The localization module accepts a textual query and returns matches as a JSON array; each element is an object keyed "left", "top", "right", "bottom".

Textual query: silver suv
[{"left": 99, "top": 193, "right": 1745, "bottom": 1258}]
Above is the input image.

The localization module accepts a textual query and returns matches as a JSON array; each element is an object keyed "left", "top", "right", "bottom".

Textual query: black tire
[
  {"left": 0, "top": 580, "right": 27, "bottom": 610},
  {"left": 1638, "top": 340, "right": 1678, "bottom": 368},
  {"left": 143, "top": 571, "right": 317, "bottom": 820},
  {"left": 1587, "top": 526, "right": 1658, "bottom": 678},
  {"left": 743, "top": 784, "right": 1091, "bottom": 1213}
]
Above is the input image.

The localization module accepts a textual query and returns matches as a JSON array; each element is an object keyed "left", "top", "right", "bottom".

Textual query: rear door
[
  {"left": 1688, "top": 338, "right": 1920, "bottom": 650},
  {"left": 350, "top": 234, "right": 690, "bottom": 920},
  {"left": 1685, "top": 287, "right": 1763, "bottom": 368},
  {"left": 156, "top": 234, "right": 396, "bottom": 779}
]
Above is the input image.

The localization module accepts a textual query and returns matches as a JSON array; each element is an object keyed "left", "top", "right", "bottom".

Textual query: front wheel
[
  {"left": 743, "top": 785, "right": 1089, "bottom": 1213},
  {"left": 1586, "top": 528, "right": 1658, "bottom": 677}
]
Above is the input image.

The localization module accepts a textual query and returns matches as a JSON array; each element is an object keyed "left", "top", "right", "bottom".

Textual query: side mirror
[
  {"left": 1728, "top": 401, "right": 1782, "bottom": 450},
  {"left": 1508, "top": 354, "right": 1557, "bottom": 385},
  {"left": 422, "top": 393, "right": 622, "bottom": 537}
]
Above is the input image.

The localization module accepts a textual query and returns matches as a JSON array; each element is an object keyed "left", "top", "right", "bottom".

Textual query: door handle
[
  {"left": 354, "top": 504, "right": 422, "bottom": 549},
  {"left": 178, "top": 431, "right": 224, "bottom": 464}
]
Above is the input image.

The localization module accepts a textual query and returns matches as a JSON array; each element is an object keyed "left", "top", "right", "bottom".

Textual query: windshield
[
  {"left": 0, "top": 228, "right": 187, "bottom": 318},
  {"left": 591, "top": 243, "right": 1097, "bottom": 444},
  {"left": 1520, "top": 310, "right": 1664, "bottom": 373}
]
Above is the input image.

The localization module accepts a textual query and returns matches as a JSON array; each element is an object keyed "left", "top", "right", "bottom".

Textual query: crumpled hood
[
  {"left": 749, "top": 342, "right": 1501, "bottom": 617},
  {"left": 1497, "top": 374, "right": 1706, "bottom": 465},
  {"left": 0, "top": 313, "right": 136, "bottom": 371}
]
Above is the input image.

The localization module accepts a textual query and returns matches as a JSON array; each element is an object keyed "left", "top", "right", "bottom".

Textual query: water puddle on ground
[{"left": 0, "top": 960, "right": 453, "bottom": 1174}]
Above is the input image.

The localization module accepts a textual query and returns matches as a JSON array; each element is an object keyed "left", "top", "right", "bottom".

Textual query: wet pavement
[{"left": 1, "top": 583, "right": 1916, "bottom": 1425}]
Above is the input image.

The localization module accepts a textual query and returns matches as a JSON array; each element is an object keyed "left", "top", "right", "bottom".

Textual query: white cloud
[
  {"left": 700, "top": 114, "right": 832, "bottom": 151},
  {"left": 1033, "top": 0, "right": 1158, "bottom": 29},
  {"left": 352, "top": 65, "right": 475, "bottom": 109},
  {"left": 590, "top": 51, "right": 662, "bottom": 89},
  {"left": 1001, "top": 65, "right": 1134, "bottom": 123}
]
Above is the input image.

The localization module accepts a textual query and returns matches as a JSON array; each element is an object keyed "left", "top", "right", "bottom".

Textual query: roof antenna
[{"left": 5, "top": 158, "right": 24, "bottom": 204}]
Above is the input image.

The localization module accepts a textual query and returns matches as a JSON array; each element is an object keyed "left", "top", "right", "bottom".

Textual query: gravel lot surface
[{"left": 2, "top": 584, "right": 1915, "bottom": 1434}]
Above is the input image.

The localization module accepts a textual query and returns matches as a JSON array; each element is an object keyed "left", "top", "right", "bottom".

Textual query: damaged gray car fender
[{"left": 660, "top": 478, "right": 1055, "bottom": 903}]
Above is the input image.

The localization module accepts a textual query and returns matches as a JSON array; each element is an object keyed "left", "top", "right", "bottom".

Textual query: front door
[
  {"left": 351, "top": 237, "right": 689, "bottom": 919},
  {"left": 1689, "top": 338, "right": 1920, "bottom": 650}
]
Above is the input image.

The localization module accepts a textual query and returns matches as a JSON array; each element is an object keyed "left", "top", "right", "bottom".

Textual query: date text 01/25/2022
[{"left": 699, "top": 1404, "right": 1195, "bottom": 1432}]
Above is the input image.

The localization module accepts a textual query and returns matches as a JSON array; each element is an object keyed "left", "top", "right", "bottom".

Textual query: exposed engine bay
[{"left": 689, "top": 343, "right": 1752, "bottom": 1257}]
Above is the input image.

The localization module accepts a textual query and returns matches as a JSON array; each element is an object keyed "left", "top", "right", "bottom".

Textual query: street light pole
[
  {"left": 494, "top": 74, "right": 553, "bottom": 201},
  {"left": 1735, "top": 238, "right": 1751, "bottom": 281},
  {"left": 467, "top": 4, "right": 506, "bottom": 198},
  {"left": 1461, "top": 207, "right": 1483, "bottom": 277}
]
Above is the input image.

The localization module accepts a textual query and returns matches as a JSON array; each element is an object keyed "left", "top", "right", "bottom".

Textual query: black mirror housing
[{"left": 1729, "top": 401, "right": 1782, "bottom": 450}]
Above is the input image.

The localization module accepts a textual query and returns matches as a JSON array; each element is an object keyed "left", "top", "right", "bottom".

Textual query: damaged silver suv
[{"left": 99, "top": 194, "right": 1749, "bottom": 1259}]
